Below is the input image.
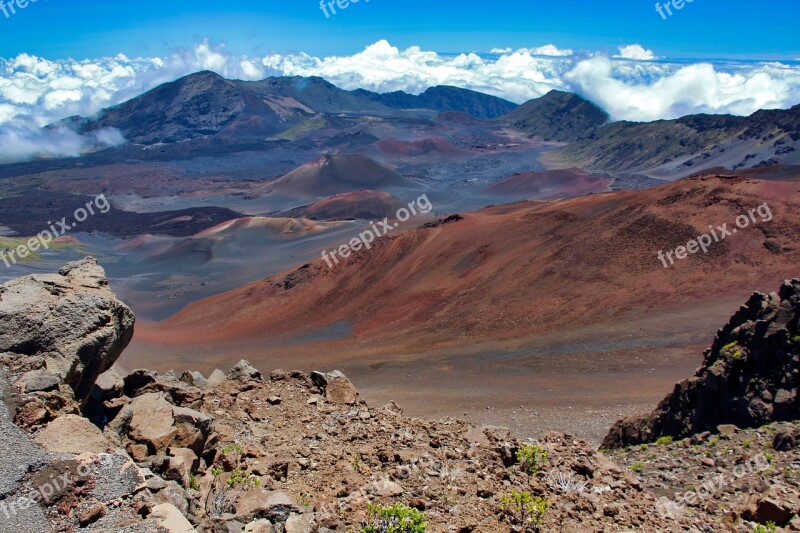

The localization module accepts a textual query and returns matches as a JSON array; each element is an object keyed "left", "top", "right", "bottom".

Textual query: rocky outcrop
[
  {"left": 3, "top": 261, "right": 800, "bottom": 532},
  {"left": 604, "top": 278, "right": 800, "bottom": 448},
  {"left": 0, "top": 257, "right": 134, "bottom": 404}
]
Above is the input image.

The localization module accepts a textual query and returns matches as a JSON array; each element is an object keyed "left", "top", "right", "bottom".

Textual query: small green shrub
[
  {"left": 630, "top": 462, "right": 645, "bottom": 473},
  {"left": 517, "top": 444, "right": 549, "bottom": 476},
  {"left": 655, "top": 436, "right": 674, "bottom": 446},
  {"left": 361, "top": 503, "right": 427, "bottom": 533},
  {"left": 227, "top": 468, "right": 260, "bottom": 489},
  {"left": 188, "top": 473, "right": 200, "bottom": 491},
  {"left": 500, "top": 491, "right": 549, "bottom": 531},
  {"left": 753, "top": 521, "right": 777, "bottom": 533}
]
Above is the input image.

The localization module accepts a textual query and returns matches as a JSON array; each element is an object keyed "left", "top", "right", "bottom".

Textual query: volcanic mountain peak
[
  {"left": 260, "top": 154, "right": 413, "bottom": 199},
  {"left": 502, "top": 90, "right": 610, "bottom": 141}
]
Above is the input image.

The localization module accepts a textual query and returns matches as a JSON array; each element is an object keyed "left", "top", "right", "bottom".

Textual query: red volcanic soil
[
  {"left": 283, "top": 190, "right": 403, "bottom": 220},
  {"left": 258, "top": 154, "right": 413, "bottom": 198},
  {"left": 483, "top": 167, "right": 612, "bottom": 198},
  {"left": 368, "top": 137, "right": 469, "bottom": 158},
  {"left": 137, "top": 173, "right": 800, "bottom": 358}
]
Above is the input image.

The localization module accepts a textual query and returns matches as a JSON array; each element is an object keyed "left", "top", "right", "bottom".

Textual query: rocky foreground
[{"left": 0, "top": 259, "right": 799, "bottom": 532}]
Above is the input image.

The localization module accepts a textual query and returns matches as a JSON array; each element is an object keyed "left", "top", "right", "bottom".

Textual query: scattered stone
[{"left": 79, "top": 503, "right": 107, "bottom": 526}]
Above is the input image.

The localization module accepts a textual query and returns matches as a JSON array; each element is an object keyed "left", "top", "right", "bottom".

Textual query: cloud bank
[{"left": 1, "top": 39, "right": 799, "bottom": 161}]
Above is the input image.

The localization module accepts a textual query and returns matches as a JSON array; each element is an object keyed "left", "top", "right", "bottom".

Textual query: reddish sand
[
  {"left": 483, "top": 167, "right": 612, "bottom": 198},
  {"left": 300, "top": 190, "right": 403, "bottom": 220},
  {"left": 127, "top": 173, "right": 800, "bottom": 441},
  {"left": 138, "top": 173, "right": 799, "bottom": 351}
]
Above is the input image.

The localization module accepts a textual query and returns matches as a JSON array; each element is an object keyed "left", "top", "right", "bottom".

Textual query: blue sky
[{"left": 0, "top": 0, "right": 797, "bottom": 60}]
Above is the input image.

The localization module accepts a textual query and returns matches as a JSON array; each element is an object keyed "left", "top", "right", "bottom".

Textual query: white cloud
[
  {"left": 0, "top": 125, "right": 126, "bottom": 163},
  {"left": 615, "top": 44, "right": 659, "bottom": 61},
  {"left": 1, "top": 39, "right": 799, "bottom": 162}
]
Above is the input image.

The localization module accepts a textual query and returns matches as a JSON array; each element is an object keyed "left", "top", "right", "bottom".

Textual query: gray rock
[
  {"left": 207, "top": 369, "right": 226, "bottom": 386},
  {"left": 227, "top": 360, "right": 262, "bottom": 382},
  {"left": 0, "top": 258, "right": 135, "bottom": 404},
  {"left": 16, "top": 369, "right": 60, "bottom": 393},
  {"left": 310, "top": 371, "right": 358, "bottom": 405},
  {"left": 180, "top": 370, "right": 209, "bottom": 389}
]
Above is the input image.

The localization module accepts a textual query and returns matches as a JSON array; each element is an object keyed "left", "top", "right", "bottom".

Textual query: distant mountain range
[
  {"left": 62, "top": 71, "right": 518, "bottom": 145},
  {"left": 55, "top": 70, "right": 800, "bottom": 176}
]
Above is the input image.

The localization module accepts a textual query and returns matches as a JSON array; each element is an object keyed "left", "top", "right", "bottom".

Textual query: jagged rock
[
  {"left": 604, "top": 279, "right": 800, "bottom": 448},
  {"left": 111, "top": 392, "right": 177, "bottom": 453},
  {"left": 310, "top": 371, "right": 358, "bottom": 405},
  {"left": 180, "top": 370, "right": 210, "bottom": 389},
  {"left": 208, "top": 369, "right": 227, "bottom": 386},
  {"left": 228, "top": 360, "right": 262, "bottom": 383},
  {"left": 166, "top": 448, "right": 199, "bottom": 485},
  {"left": 150, "top": 502, "right": 197, "bottom": 532},
  {"left": 109, "top": 392, "right": 213, "bottom": 457},
  {"left": 0, "top": 258, "right": 135, "bottom": 404},
  {"left": 124, "top": 369, "right": 204, "bottom": 407},
  {"left": 34, "top": 414, "right": 112, "bottom": 455}
]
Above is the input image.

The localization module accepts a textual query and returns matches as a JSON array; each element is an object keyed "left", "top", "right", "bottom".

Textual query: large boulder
[
  {"left": 0, "top": 258, "right": 135, "bottom": 404},
  {"left": 109, "top": 392, "right": 213, "bottom": 456},
  {"left": 604, "top": 279, "right": 800, "bottom": 448},
  {"left": 310, "top": 371, "right": 358, "bottom": 405}
]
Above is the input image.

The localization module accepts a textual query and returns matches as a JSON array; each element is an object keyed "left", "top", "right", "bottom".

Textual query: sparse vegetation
[
  {"left": 205, "top": 442, "right": 260, "bottom": 517},
  {"left": 500, "top": 491, "right": 549, "bottom": 531},
  {"left": 721, "top": 341, "right": 745, "bottom": 361},
  {"left": 630, "top": 462, "right": 645, "bottom": 473},
  {"left": 655, "top": 436, "right": 674, "bottom": 446},
  {"left": 361, "top": 503, "right": 427, "bottom": 533},
  {"left": 517, "top": 444, "right": 549, "bottom": 476},
  {"left": 753, "top": 521, "right": 777, "bottom": 533}
]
